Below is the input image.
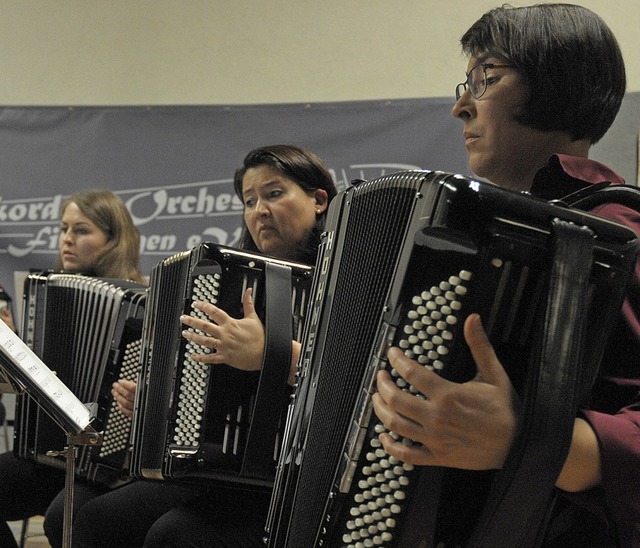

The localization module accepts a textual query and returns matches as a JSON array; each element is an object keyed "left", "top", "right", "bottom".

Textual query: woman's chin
[{"left": 61, "top": 261, "right": 81, "bottom": 273}]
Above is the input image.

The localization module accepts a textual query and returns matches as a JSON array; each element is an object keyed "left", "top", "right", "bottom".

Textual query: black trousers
[
  {"left": 0, "top": 451, "right": 65, "bottom": 548},
  {"left": 44, "top": 479, "right": 197, "bottom": 548}
]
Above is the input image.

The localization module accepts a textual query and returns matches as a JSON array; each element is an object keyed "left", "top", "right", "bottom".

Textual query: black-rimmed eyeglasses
[{"left": 455, "top": 63, "right": 514, "bottom": 101}]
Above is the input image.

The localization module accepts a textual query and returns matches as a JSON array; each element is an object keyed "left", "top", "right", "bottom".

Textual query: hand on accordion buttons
[
  {"left": 180, "top": 288, "right": 266, "bottom": 372},
  {"left": 372, "top": 313, "right": 520, "bottom": 470},
  {"left": 112, "top": 379, "right": 137, "bottom": 418},
  {"left": 0, "top": 305, "right": 16, "bottom": 332}
]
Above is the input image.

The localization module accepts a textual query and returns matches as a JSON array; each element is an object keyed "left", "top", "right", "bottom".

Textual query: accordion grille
[{"left": 286, "top": 174, "right": 426, "bottom": 546}]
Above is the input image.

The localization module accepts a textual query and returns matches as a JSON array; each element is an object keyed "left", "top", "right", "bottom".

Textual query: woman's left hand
[{"left": 180, "top": 288, "right": 265, "bottom": 371}]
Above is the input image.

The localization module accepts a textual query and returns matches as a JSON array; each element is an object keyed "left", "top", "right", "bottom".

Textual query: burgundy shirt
[{"left": 532, "top": 154, "right": 640, "bottom": 547}]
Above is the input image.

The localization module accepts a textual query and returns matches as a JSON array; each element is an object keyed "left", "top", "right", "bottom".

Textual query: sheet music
[{"left": 0, "top": 320, "right": 92, "bottom": 434}]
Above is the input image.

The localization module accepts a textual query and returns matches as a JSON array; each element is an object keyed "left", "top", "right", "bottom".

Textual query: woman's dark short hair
[
  {"left": 233, "top": 144, "right": 338, "bottom": 263},
  {"left": 460, "top": 3, "right": 626, "bottom": 144}
]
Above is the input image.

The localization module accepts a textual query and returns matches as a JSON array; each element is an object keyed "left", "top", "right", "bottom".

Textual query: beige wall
[{"left": 0, "top": 0, "right": 638, "bottom": 106}]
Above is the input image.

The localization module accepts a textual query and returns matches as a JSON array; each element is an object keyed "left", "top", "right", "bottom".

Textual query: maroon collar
[{"left": 530, "top": 154, "right": 625, "bottom": 201}]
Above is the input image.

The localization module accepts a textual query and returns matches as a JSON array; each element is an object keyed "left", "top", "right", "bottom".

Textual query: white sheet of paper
[{"left": 0, "top": 320, "right": 92, "bottom": 432}]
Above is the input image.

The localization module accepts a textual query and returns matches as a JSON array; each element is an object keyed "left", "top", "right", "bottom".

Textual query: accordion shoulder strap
[
  {"left": 241, "top": 261, "right": 293, "bottom": 479},
  {"left": 556, "top": 181, "right": 640, "bottom": 214},
  {"left": 470, "top": 218, "right": 596, "bottom": 547}
]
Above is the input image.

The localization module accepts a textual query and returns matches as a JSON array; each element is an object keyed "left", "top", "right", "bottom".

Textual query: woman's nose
[
  {"left": 451, "top": 91, "right": 473, "bottom": 119},
  {"left": 255, "top": 199, "right": 270, "bottom": 216}
]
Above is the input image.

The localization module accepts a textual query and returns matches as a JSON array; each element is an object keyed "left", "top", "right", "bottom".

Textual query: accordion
[
  {"left": 130, "top": 243, "right": 314, "bottom": 488},
  {"left": 14, "top": 272, "right": 147, "bottom": 486},
  {"left": 266, "top": 171, "right": 640, "bottom": 547}
]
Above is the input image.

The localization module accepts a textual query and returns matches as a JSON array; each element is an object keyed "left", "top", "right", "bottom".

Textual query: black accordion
[
  {"left": 14, "top": 272, "right": 147, "bottom": 486},
  {"left": 266, "top": 171, "right": 640, "bottom": 548},
  {"left": 130, "top": 243, "right": 314, "bottom": 488}
]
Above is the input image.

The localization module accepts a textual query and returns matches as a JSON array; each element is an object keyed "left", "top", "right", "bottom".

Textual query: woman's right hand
[
  {"left": 112, "top": 379, "right": 137, "bottom": 418},
  {"left": 180, "top": 288, "right": 266, "bottom": 372},
  {"left": 0, "top": 306, "right": 16, "bottom": 332}
]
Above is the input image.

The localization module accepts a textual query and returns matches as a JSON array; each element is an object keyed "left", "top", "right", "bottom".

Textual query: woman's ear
[{"left": 314, "top": 189, "right": 329, "bottom": 214}]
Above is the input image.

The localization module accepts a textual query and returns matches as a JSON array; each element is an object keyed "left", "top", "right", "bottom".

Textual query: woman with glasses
[{"left": 373, "top": 4, "right": 639, "bottom": 546}]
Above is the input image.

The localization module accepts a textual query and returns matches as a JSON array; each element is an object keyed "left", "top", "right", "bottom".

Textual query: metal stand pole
[
  {"left": 63, "top": 440, "right": 76, "bottom": 548},
  {"left": 47, "top": 429, "right": 102, "bottom": 548}
]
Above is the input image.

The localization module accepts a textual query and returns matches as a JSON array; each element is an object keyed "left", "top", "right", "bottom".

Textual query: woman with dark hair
[
  {"left": 373, "top": 4, "right": 640, "bottom": 546},
  {"left": 181, "top": 144, "right": 335, "bottom": 383},
  {"left": 44, "top": 145, "right": 337, "bottom": 548},
  {"left": 232, "top": 144, "right": 337, "bottom": 264},
  {"left": 0, "top": 189, "right": 146, "bottom": 548},
  {"left": 457, "top": 3, "right": 625, "bottom": 147}
]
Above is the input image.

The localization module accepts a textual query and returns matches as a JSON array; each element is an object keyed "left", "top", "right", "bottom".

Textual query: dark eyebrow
[
  {"left": 468, "top": 52, "right": 508, "bottom": 74},
  {"left": 261, "top": 179, "right": 283, "bottom": 189},
  {"left": 242, "top": 179, "right": 283, "bottom": 199}
]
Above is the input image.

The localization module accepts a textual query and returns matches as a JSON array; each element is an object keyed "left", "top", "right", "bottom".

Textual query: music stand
[{"left": 0, "top": 320, "right": 103, "bottom": 548}]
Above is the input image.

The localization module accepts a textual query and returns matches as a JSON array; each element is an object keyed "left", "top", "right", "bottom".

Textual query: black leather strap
[
  {"left": 241, "top": 262, "right": 293, "bottom": 479},
  {"left": 470, "top": 218, "right": 595, "bottom": 548},
  {"left": 556, "top": 182, "right": 640, "bottom": 213}
]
